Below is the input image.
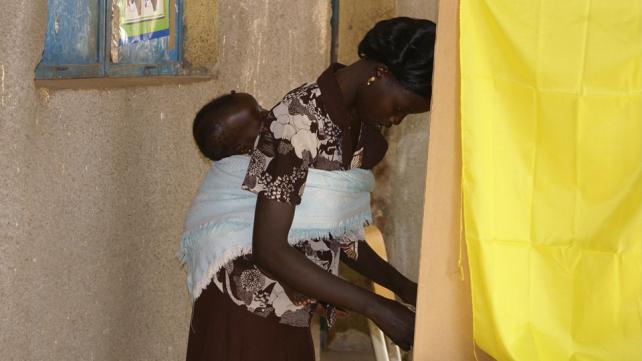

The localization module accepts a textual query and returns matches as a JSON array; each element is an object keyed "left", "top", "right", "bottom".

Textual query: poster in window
[{"left": 116, "top": 0, "right": 170, "bottom": 45}]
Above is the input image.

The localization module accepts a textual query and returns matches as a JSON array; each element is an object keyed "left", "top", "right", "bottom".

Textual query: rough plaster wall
[
  {"left": 372, "top": 1, "right": 438, "bottom": 285},
  {"left": 0, "top": 1, "right": 330, "bottom": 360},
  {"left": 337, "top": 0, "right": 397, "bottom": 64},
  {"left": 397, "top": 0, "right": 439, "bottom": 23}
]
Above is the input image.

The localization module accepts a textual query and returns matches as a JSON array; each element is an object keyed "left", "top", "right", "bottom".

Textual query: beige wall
[
  {"left": 337, "top": 0, "right": 397, "bottom": 64},
  {"left": 0, "top": 1, "right": 330, "bottom": 360},
  {"left": 397, "top": 0, "right": 439, "bottom": 22}
]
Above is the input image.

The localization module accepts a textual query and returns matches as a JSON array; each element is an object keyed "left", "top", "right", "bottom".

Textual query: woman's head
[{"left": 353, "top": 17, "right": 436, "bottom": 129}]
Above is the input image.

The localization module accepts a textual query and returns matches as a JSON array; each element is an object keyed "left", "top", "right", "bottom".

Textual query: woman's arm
[
  {"left": 341, "top": 242, "right": 418, "bottom": 306},
  {"left": 252, "top": 194, "right": 415, "bottom": 350}
]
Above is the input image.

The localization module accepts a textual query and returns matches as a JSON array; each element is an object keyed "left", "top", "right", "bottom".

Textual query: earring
[{"left": 367, "top": 76, "right": 377, "bottom": 86}]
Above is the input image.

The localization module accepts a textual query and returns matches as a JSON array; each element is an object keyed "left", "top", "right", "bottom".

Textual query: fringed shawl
[{"left": 178, "top": 155, "right": 374, "bottom": 300}]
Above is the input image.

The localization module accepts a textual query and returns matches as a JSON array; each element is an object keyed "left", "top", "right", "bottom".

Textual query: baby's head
[{"left": 193, "top": 92, "right": 264, "bottom": 161}]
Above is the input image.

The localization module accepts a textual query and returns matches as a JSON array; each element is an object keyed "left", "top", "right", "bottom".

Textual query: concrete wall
[
  {"left": 337, "top": 0, "right": 397, "bottom": 65},
  {"left": 0, "top": 1, "right": 330, "bottom": 360}
]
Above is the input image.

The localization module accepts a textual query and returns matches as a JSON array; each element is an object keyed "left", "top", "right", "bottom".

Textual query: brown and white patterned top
[{"left": 213, "top": 64, "right": 388, "bottom": 328}]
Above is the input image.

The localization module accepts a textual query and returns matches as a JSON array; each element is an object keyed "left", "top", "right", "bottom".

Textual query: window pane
[
  {"left": 110, "top": 0, "right": 177, "bottom": 65},
  {"left": 116, "top": 37, "right": 175, "bottom": 64},
  {"left": 42, "top": 0, "right": 101, "bottom": 65}
]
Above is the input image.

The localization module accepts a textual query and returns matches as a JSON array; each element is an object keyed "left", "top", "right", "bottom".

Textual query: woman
[{"left": 186, "top": 17, "right": 436, "bottom": 360}]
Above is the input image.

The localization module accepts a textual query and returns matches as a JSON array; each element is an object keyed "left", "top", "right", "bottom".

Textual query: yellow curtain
[{"left": 460, "top": 1, "right": 642, "bottom": 360}]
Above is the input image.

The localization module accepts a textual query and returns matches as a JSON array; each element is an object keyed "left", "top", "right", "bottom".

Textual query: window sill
[{"left": 34, "top": 74, "right": 212, "bottom": 90}]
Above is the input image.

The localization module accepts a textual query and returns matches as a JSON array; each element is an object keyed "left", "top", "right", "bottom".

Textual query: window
[{"left": 35, "top": 0, "right": 184, "bottom": 82}]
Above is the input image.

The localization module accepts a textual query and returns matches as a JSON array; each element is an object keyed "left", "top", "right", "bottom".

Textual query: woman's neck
[
  {"left": 336, "top": 60, "right": 374, "bottom": 148},
  {"left": 335, "top": 59, "right": 375, "bottom": 109}
]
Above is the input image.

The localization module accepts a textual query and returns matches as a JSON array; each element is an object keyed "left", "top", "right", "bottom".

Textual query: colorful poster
[{"left": 117, "top": 0, "right": 170, "bottom": 45}]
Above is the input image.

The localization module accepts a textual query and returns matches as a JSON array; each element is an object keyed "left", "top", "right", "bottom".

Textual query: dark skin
[
  {"left": 216, "top": 92, "right": 265, "bottom": 155},
  {"left": 342, "top": 242, "right": 418, "bottom": 306},
  {"left": 252, "top": 59, "right": 430, "bottom": 351},
  {"left": 215, "top": 93, "right": 420, "bottom": 308}
]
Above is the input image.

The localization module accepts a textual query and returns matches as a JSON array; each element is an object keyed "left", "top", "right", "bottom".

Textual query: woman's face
[{"left": 354, "top": 72, "right": 430, "bottom": 129}]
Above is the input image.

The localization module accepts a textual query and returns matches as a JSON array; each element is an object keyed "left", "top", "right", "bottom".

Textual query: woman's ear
[
  {"left": 375, "top": 65, "right": 390, "bottom": 79},
  {"left": 366, "top": 63, "right": 391, "bottom": 86}
]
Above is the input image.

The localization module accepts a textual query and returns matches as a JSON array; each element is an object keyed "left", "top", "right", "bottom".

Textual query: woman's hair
[{"left": 358, "top": 17, "right": 436, "bottom": 99}]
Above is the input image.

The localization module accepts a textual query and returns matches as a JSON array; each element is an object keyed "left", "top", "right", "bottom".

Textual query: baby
[
  {"left": 190, "top": 91, "right": 321, "bottom": 308},
  {"left": 192, "top": 91, "right": 265, "bottom": 163}
]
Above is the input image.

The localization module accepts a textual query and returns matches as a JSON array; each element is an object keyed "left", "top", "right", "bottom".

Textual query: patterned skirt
[{"left": 185, "top": 279, "right": 315, "bottom": 361}]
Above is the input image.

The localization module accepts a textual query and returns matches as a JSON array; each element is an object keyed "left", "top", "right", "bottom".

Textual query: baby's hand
[
  {"left": 283, "top": 285, "right": 314, "bottom": 306},
  {"left": 334, "top": 307, "right": 350, "bottom": 318}
]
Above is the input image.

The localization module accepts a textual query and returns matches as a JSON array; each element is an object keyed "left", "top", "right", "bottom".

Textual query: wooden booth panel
[{"left": 412, "top": 1, "right": 493, "bottom": 360}]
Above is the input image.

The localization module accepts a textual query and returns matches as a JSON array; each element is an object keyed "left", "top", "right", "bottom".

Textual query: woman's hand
[{"left": 367, "top": 296, "right": 416, "bottom": 351}]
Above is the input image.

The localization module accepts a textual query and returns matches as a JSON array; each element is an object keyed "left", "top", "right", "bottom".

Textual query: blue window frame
[{"left": 36, "top": 0, "right": 184, "bottom": 80}]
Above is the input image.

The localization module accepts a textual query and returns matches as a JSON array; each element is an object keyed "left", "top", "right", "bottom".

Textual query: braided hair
[{"left": 358, "top": 17, "right": 436, "bottom": 100}]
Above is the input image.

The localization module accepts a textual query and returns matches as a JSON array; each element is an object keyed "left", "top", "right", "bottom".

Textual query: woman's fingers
[{"left": 293, "top": 297, "right": 314, "bottom": 306}]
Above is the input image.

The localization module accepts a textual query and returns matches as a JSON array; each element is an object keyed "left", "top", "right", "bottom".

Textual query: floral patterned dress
[{"left": 212, "top": 64, "right": 388, "bottom": 329}]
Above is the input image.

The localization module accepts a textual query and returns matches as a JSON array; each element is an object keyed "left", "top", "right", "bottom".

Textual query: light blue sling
[{"left": 178, "top": 155, "right": 374, "bottom": 300}]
